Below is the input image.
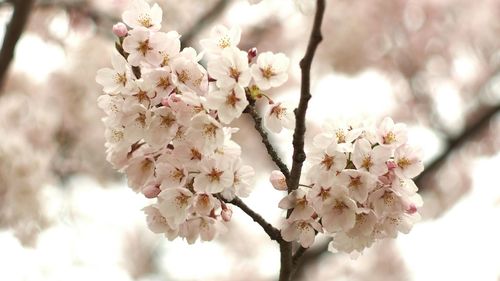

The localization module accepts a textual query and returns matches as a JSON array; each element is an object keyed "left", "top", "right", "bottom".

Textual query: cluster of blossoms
[
  {"left": 96, "top": 0, "right": 294, "bottom": 243},
  {"left": 273, "top": 117, "right": 424, "bottom": 255}
]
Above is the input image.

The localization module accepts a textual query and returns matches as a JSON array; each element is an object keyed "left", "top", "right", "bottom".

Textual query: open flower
[
  {"left": 122, "top": 0, "right": 162, "bottom": 31},
  {"left": 281, "top": 218, "right": 322, "bottom": 248},
  {"left": 205, "top": 85, "right": 249, "bottom": 124},
  {"left": 200, "top": 25, "right": 241, "bottom": 55},
  {"left": 264, "top": 102, "right": 295, "bottom": 133},
  {"left": 193, "top": 156, "right": 234, "bottom": 194},
  {"left": 250, "top": 51, "right": 289, "bottom": 90},
  {"left": 96, "top": 51, "right": 134, "bottom": 94},
  {"left": 122, "top": 27, "right": 170, "bottom": 66},
  {"left": 208, "top": 47, "right": 251, "bottom": 89}
]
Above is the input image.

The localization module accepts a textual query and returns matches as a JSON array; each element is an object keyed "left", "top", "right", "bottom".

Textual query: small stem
[
  {"left": 223, "top": 196, "right": 282, "bottom": 242},
  {"left": 245, "top": 102, "right": 290, "bottom": 178}
]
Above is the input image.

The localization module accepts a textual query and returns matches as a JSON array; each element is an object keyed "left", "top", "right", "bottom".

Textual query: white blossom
[
  {"left": 122, "top": 0, "right": 162, "bottom": 31},
  {"left": 200, "top": 25, "right": 241, "bottom": 55},
  {"left": 250, "top": 51, "right": 289, "bottom": 90},
  {"left": 123, "top": 27, "right": 170, "bottom": 66},
  {"left": 208, "top": 47, "right": 251, "bottom": 89},
  {"left": 205, "top": 85, "right": 249, "bottom": 124},
  {"left": 264, "top": 102, "right": 295, "bottom": 133}
]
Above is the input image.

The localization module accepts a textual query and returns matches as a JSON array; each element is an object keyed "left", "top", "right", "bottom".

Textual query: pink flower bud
[
  {"left": 142, "top": 185, "right": 161, "bottom": 198},
  {"left": 270, "top": 170, "right": 287, "bottom": 191},
  {"left": 221, "top": 208, "right": 233, "bottom": 222},
  {"left": 112, "top": 22, "right": 128, "bottom": 37},
  {"left": 247, "top": 47, "right": 258, "bottom": 63},
  {"left": 406, "top": 204, "right": 417, "bottom": 214},
  {"left": 161, "top": 97, "right": 169, "bottom": 107},
  {"left": 386, "top": 161, "right": 397, "bottom": 170}
]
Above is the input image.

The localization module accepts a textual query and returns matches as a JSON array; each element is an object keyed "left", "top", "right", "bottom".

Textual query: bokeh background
[{"left": 0, "top": 0, "right": 499, "bottom": 280}]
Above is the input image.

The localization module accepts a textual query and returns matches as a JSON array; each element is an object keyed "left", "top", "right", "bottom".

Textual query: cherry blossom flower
[
  {"left": 279, "top": 189, "right": 315, "bottom": 220},
  {"left": 264, "top": 102, "right": 295, "bottom": 133},
  {"left": 200, "top": 25, "right": 242, "bottom": 55},
  {"left": 157, "top": 187, "right": 193, "bottom": 226},
  {"left": 320, "top": 189, "right": 358, "bottom": 232},
  {"left": 221, "top": 160, "right": 255, "bottom": 200},
  {"left": 393, "top": 144, "right": 424, "bottom": 179},
  {"left": 122, "top": 27, "right": 170, "bottom": 66},
  {"left": 143, "top": 205, "right": 179, "bottom": 240},
  {"left": 156, "top": 161, "right": 188, "bottom": 189},
  {"left": 342, "top": 169, "right": 377, "bottom": 203},
  {"left": 352, "top": 138, "right": 391, "bottom": 176},
  {"left": 208, "top": 47, "right": 251, "bottom": 89},
  {"left": 96, "top": 51, "right": 134, "bottom": 94},
  {"left": 250, "top": 51, "right": 290, "bottom": 90},
  {"left": 377, "top": 117, "right": 408, "bottom": 148},
  {"left": 193, "top": 156, "right": 234, "bottom": 194},
  {"left": 270, "top": 170, "right": 287, "bottom": 191},
  {"left": 205, "top": 85, "right": 249, "bottom": 124},
  {"left": 125, "top": 154, "right": 155, "bottom": 192},
  {"left": 122, "top": 0, "right": 162, "bottom": 31},
  {"left": 187, "top": 113, "right": 225, "bottom": 151},
  {"left": 281, "top": 218, "right": 322, "bottom": 248}
]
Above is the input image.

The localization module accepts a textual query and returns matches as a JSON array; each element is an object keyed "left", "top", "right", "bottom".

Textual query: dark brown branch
[
  {"left": 416, "top": 104, "right": 500, "bottom": 190},
  {"left": 180, "top": 0, "right": 230, "bottom": 48},
  {"left": 287, "top": 0, "right": 326, "bottom": 192},
  {"left": 0, "top": 0, "right": 34, "bottom": 89},
  {"left": 245, "top": 102, "right": 290, "bottom": 178},
  {"left": 279, "top": 1, "right": 326, "bottom": 281},
  {"left": 224, "top": 196, "right": 282, "bottom": 242}
]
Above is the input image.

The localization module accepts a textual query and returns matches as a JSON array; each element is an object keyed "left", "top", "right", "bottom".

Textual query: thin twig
[
  {"left": 0, "top": 0, "right": 34, "bottom": 89},
  {"left": 287, "top": 0, "right": 326, "bottom": 192},
  {"left": 180, "top": 0, "right": 230, "bottom": 48},
  {"left": 224, "top": 196, "right": 282, "bottom": 242},
  {"left": 245, "top": 102, "right": 290, "bottom": 178}
]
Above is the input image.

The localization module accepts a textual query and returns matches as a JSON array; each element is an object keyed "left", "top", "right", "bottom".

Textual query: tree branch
[
  {"left": 287, "top": 0, "right": 326, "bottom": 192},
  {"left": 416, "top": 103, "right": 500, "bottom": 190},
  {"left": 245, "top": 102, "right": 290, "bottom": 178},
  {"left": 279, "top": 1, "right": 326, "bottom": 281},
  {"left": 180, "top": 0, "right": 230, "bottom": 48},
  {"left": 0, "top": 0, "right": 34, "bottom": 89},
  {"left": 224, "top": 196, "right": 282, "bottom": 242}
]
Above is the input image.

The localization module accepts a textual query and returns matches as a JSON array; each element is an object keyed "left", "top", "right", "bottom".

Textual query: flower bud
[
  {"left": 221, "top": 208, "right": 233, "bottom": 222},
  {"left": 247, "top": 47, "right": 258, "bottom": 63},
  {"left": 270, "top": 170, "right": 287, "bottom": 191},
  {"left": 142, "top": 184, "right": 161, "bottom": 198},
  {"left": 112, "top": 22, "right": 128, "bottom": 37}
]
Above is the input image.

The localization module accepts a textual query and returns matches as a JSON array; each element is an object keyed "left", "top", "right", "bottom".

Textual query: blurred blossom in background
[{"left": 0, "top": 0, "right": 499, "bottom": 280}]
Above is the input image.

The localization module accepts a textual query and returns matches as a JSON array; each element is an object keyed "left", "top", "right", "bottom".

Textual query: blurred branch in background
[
  {"left": 180, "top": 0, "right": 230, "bottom": 47},
  {"left": 0, "top": 0, "right": 34, "bottom": 89}
]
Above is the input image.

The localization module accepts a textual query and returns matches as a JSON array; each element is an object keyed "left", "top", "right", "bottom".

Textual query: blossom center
[
  {"left": 383, "top": 132, "right": 396, "bottom": 144},
  {"left": 137, "top": 39, "right": 152, "bottom": 56},
  {"left": 138, "top": 14, "right": 153, "bottom": 28},
  {"left": 336, "top": 130, "right": 346, "bottom": 143},
  {"left": 218, "top": 36, "right": 231, "bottom": 49},
  {"left": 160, "top": 114, "right": 176, "bottom": 128},
  {"left": 177, "top": 70, "right": 190, "bottom": 84},
  {"left": 207, "top": 168, "right": 224, "bottom": 182},
  {"left": 229, "top": 67, "right": 240, "bottom": 81},
  {"left": 170, "top": 168, "right": 185, "bottom": 182},
  {"left": 190, "top": 148, "right": 202, "bottom": 161},
  {"left": 361, "top": 156, "right": 373, "bottom": 170},
  {"left": 203, "top": 124, "right": 218, "bottom": 138},
  {"left": 157, "top": 76, "right": 171, "bottom": 90},
  {"left": 397, "top": 157, "right": 411, "bottom": 169},
  {"left": 226, "top": 91, "right": 241, "bottom": 107},
  {"left": 261, "top": 66, "right": 275, "bottom": 79},
  {"left": 321, "top": 154, "right": 335, "bottom": 170},
  {"left": 115, "top": 72, "right": 127, "bottom": 86},
  {"left": 348, "top": 176, "right": 362, "bottom": 189}
]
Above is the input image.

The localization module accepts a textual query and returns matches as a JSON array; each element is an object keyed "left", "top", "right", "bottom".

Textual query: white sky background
[{"left": 0, "top": 0, "right": 499, "bottom": 280}]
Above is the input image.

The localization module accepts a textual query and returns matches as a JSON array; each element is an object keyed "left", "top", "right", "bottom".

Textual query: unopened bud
[
  {"left": 142, "top": 185, "right": 161, "bottom": 198},
  {"left": 112, "top": 22, "right": 128, "bottom": 37},
  {"left": 248, "top": 47, "right": 258, "bottom": 63},
  {"left": 221, "top": 208, "right": 233, "bottom": 222},
  {"left": 270, "top": 170, "right": 287, "bottom": 191},
  {"left": 406, "top": 204, "right": 417, "bottom": 214}
]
